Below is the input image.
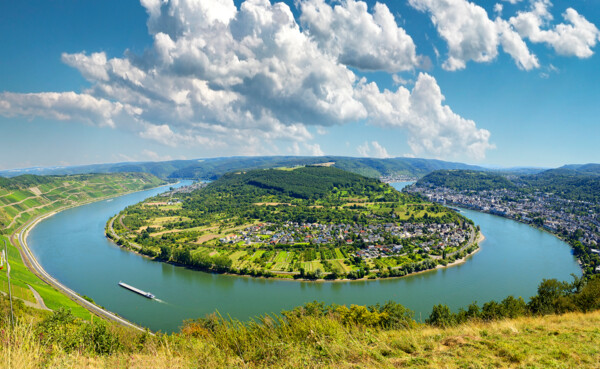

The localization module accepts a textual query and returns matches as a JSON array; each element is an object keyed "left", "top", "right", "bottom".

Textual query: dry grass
[{"left": 2, "top": 310, "right": 600, "bottom": 368}]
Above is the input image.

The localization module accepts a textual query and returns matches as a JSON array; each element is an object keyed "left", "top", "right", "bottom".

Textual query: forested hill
[
  {"left": 207, "top": 166, "right": 392, "bottom": 201},
  {"left": 560, "top": 163, "right": 600, "bottom": 176},
  {"left": 517, "top": 169, "right": 600, "bottom": 202},
  {"left": 112, "top": 166, "right": 469, "bottom": 280},
  {"left": 0, "top": 156, "right": 485, "bottom": 180},
  {"left": 416, "top": 170, "right": 517, "bottom": 191},
  {"left": 417, "top": 169, "right": 600, "bottom": 202}
]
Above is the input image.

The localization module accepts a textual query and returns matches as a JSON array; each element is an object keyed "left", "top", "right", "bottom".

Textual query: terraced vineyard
[
  {"left": 0, "top": 173, "right": 165, "bottom": 233},
  {"left": 0, "top": 172, "right": 166, "bottom": 319}
]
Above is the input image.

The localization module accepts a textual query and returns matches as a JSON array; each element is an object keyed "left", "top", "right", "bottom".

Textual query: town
[
  {"left": 407, "top": 184, "right": 600, "bottom": 271},
  {"left": 219, "top": 220, "right": 473, "bottom": 259}
]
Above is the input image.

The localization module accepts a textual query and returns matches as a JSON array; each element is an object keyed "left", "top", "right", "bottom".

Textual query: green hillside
[
  {"left": 0, "top": 173, "right": 165, "bottom": 233},
  {"left": 518, "top": 169, "right": 600, "bottom": 202},
  {"left": 0, "top": 172, "right": 165, "bottom": 320},
  {"left": 417, "top": 170, "right": 517, "bottom": 192},
  {"left": 417, "top": 168, "right": 600, "bottom": 202},
  {"left": 560, "top": 163, "right": 600, "bottom": 176}
]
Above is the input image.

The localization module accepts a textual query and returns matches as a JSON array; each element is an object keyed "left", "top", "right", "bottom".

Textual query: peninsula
[{"left": 108, "top": 166, "right": 480, "bottom": 280}]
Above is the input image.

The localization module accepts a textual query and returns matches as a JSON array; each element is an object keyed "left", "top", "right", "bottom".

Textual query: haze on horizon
[{"left": 1, "top": 0, "right": 599, "bottom": 170}]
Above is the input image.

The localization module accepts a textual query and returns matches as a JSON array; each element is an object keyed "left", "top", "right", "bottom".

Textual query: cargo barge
[{"left": 118, "top": 281, "right": 155, "bottom": 299}]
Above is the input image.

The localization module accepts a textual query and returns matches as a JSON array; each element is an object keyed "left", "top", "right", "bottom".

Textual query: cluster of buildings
[
  {"left": 219, "top": 221, "right": 470, "bottom": 259},
  {"left": 380, "top": 174, "right": 419, "bottom": 183},
  {"left": 160, "top": 181, "right": 207, "bottom": 197},
  {"left": 410, "top": 185, "right": 600, "bottom": 252}
]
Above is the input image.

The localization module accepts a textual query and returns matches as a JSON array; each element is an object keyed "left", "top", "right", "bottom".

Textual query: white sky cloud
[
  {"left": 494, "top": 4, "right": 503, "bottom": 16},
  {"left": 289, "top": 142, "right": 323, "bottom": 156},
  {"left": 304, "top": 142, "right": 325, "bottom": 156},
  {"left": 409, "top": 0, "right": 597, "bottom": 71},
  {"left": 409, "top": 0, "right": 500, "bottom": 71},
  {"left": 357, "top": 142, "right": 370, "bottom": 157},
  {"left": 298, "top": 0, "right": 421, "bottom": 72},
  {"left": 0, "top": 0, "right": 536, "bottom": 161},
  {"left": 509, "top": 2, "right": 600, "bottom": 58},
  {"left": 392, "top": 74, "right": 412, "bottom": 86},
  {"left": 357, "top": 141, "right": 391, "bottom": 158},
  {"left": 357, "top": 73, "right": 494, "bottom": 160},
  {"left": 141, "top": 149, "right": 173, "bottom": 162},
  {"left": 0, "top": 91, "right": 140, "bottom": 128}
]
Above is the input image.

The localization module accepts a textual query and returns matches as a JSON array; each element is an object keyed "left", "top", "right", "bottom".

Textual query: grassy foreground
[
  {"left": 3, "top": 273, "right": 600, "bottom": 369},
  {"left": 2, "top": 299, "right": 600, "bottom": 369}
]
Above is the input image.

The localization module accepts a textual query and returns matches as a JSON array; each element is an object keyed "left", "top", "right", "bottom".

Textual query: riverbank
[
  {"left": 7, "top": 182, "right": 177, "bottom": 329},
  {"left": 447, "top": 203, "right": 587, "bottom": 273},
  {"left": 434, "top": 232, "right": 485, "bottom": 270}
]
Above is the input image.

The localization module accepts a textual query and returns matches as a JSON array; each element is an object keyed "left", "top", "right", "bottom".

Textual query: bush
[
  {"left": 36, "top": 308, "right": 122, "bottom": 354},
  {"left": 456, "top": 302, "right": 480, "bottom": 323},
  {"left": 574, "top": 277, "right": 600, "bottom": 312},
  {"left": 376, "top": 301, "right": 415, "bottom": 329}
]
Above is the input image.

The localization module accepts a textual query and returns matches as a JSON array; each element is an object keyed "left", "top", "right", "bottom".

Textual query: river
[{"left": 27, "top": 181, "right": 581, "bottom": 332}]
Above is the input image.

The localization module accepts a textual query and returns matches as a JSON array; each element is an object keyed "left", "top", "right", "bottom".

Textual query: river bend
[{"left": 27, "top": 182, "right": 581, "bottom": 332}]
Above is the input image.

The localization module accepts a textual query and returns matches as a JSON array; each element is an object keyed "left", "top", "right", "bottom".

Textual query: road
[
  {"left": 12, "top": 212, "right": 147, "bottom": 332},
  {"left": 107, "top": 215, "right": 142, "bottom": 250},
  {"left": 28, "top": 284, "right": 50, "bottom": 311}
]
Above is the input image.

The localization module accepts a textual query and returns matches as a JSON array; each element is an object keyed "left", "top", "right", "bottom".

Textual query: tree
[
  {"left": 212, "top": 254, "right": 232, "bottom": 272},
  {"left": 426, "top": 304, "right": 456, "bottom": 327},
  {"left": 159, "top": 244, "right": 172, "bottom": 260},
  {"left": 314, "top": 268, "right": 324, "bottom": 279},
  {"left": 527, "top": 279, "right": 571, "bottom": 315}
]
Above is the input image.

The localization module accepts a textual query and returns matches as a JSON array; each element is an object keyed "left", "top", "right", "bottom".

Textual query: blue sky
[{"left": 0, "top": 0, "right": 599, "bottom": 170}]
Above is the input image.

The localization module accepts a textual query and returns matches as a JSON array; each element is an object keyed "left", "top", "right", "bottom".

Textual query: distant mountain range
[
  {"left": 1, "top": 156, "right": 595, "bottom": 182},
  {"left": 0, "top": 156, "right": 485, "bottom": 180},
  {"left": 556, "top": 164, "right": 600, "bottom": 176}
]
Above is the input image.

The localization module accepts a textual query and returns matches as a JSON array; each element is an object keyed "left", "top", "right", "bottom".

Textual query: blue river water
[{"left": 27, "top": 181, "right": 581, "bottom": 332}]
